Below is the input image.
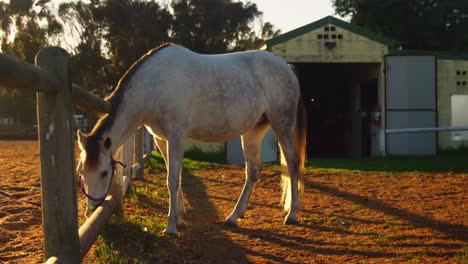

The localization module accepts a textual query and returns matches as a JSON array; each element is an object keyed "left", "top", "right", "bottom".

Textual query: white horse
[{"left": 76, "top": 43, "right": 306, "bottom": 236}]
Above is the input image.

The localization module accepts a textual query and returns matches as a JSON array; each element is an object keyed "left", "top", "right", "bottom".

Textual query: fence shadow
[{"left": 304, "top": 179, "right": 467, "bottom": 241}]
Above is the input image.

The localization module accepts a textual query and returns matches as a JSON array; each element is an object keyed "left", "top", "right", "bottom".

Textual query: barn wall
[
  {"left": 270, "top": 23, "right": 388, "bottom": 63},
  {"left": 437, "top": 59, "right": 468, "bottom": 149}
]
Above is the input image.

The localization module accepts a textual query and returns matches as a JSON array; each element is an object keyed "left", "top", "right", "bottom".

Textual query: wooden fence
[{"left": 0, "top": 47, "right": 152, "bottom": 263}]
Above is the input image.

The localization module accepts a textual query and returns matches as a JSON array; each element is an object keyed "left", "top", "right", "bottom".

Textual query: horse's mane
[{"left": 84, "top": 42, "right": 174, "bottom": 165}]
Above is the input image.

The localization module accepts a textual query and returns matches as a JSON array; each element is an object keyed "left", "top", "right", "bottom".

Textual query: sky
[{"left": 248, "top": 0, "right": 347, "bottom": 33}]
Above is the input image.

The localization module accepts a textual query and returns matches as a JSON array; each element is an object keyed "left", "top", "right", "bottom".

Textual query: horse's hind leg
[
  {"left": 269, "top": 117, "right": 300, "bottom": 224},
  {"left": 225, "top": 121, "right": 270, "bottom": 226},
  {"left": 154, "top": 137, "right": 185, "bottom": 223}
]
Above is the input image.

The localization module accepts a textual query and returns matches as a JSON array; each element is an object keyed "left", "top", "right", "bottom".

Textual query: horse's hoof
[
  {"left": 163, "top": 229, "right": 179, "bottom": 237},
  {"left": 177, "top": 218, "right": 183, "bottom": 226},
  {"left": 223, "top": 218, "right": 238, "bottom": 227},
  {"left": 284, "top": 217, "right": 299, "bottom": 225}
]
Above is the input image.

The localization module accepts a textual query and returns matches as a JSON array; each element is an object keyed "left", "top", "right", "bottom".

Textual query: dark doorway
[
  {"left": 294, "top": 63, "right": 353, "bottom": 158},
  {"left": 360, "top": 79, "right": 378, "bottom": 156},
  {"left": 293, "top": 63, "right": 379, "bottom": 158}
]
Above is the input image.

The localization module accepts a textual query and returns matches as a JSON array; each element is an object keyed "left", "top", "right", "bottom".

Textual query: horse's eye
[{"left": 100, "top": 171, "right": 108, "bottom": 178}]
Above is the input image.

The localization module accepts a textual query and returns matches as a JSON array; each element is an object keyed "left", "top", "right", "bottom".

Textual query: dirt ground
[{"left": 0, "top": 140, "right": 467, "bottom": 263}]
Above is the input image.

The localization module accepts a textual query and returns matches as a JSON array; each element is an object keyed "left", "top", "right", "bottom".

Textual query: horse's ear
[{"left": 77, "top": 130, "right": 87, "bottom": 150}]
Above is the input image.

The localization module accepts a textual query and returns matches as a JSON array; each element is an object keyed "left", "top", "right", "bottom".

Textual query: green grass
[
  {"left": 184, "top": 147, "right": 226, "bottom": 164},
  {"left": 148, "top": 147, "right": 226, "bottom": 172},
  {"left": 92, "top": 158, "right": 176, "bottom": 263},
  {"left": 453, "top": 245, "right": 468, "bottom": 263},
  {"left": 306, "top": 150, "right": 468, "bottom": 173},
  {"left": 148, "top": 146, "right": 468, "bottom": 173}
]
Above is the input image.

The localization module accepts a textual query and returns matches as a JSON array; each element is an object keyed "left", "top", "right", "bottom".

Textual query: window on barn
[
  {"left": 451, "top": 95, "right": 468, "bottom": 140},
  {"left": 330, "top": 26, "right": 336, "bottom": 31},
  {"left": 318, "top": 34, "right": 323, "bottom": 39},
  {"left": 324, "top": 26, "right": 330, "bottom": 31},
  {"left": 338, "top": 34, "right": 343, "bottom": 39}
]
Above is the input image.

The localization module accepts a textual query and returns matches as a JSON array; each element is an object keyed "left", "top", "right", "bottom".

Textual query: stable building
[
  {"left": 189, "top": 16, "right": 468, "bottom": 163},
  {"left": 259, "top": 15, "right": 468, "bottom": 159}
]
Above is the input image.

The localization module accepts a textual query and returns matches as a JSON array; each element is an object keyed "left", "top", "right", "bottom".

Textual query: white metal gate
[
  {"left": 385, "top": 55, "right": 437, "bottom": 155},
  {"left": 226, "top": 128, "right": 278, "bottom": 165}
]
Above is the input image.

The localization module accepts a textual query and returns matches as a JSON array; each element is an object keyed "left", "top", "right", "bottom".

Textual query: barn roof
[
  {"left": 389, "top": 49, "right": 468, "bottom": 61},
  {"left": 263, "top": 16, "right": 396, "bottom": 49}
]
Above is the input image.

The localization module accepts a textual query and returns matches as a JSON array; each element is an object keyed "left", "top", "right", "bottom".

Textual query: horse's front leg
[
  {"left": 154, "top": 136, "right": 185, "bottom": 225},
  {"left": 164, "top": 136, "right": 184, "bottom": 236}
]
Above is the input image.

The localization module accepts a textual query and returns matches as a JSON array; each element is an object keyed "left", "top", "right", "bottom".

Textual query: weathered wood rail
[{"left": 0, "top": 48, "right": 152, "bottom": 263}]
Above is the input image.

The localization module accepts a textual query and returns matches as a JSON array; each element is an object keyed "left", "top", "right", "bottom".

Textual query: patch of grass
[
  {"left": 184, "top": 146, "right": 226, "bottom": 164},
  {"left": 454, "top": 245, "right": 468, "bottom": 263},
  {"left": 92, "top": 174, "right": 174, "bottom": 263},
  {"left": 305, "top": 151, "right": 468, "bottom": 173},
  {"left": 302, "top": 213, "right": 324, "bottom": 225},
  {"left": 94, "top": 237, "right": 132, "bottom": 264},
  {"left": 148, "top": 149, "right": 226, "bottom": 172}
]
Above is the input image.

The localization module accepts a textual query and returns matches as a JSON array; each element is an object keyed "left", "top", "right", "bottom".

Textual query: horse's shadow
[{"left": 97, "top": 171, "right": 252, "bottom": 263}]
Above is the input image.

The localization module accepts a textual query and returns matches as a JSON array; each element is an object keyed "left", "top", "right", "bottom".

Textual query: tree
[
  {"left": 333, "top": 0, "right": 468, "bottom": 52},
  {"left": 1, "top": 0, "right": 62, "bottom": 62},
  {"left": 0, "top": 0, "right": 63, "bottom": 132},
  {"left": 59, "top": 1, "right": 112, "bottom": 97},
  {"left": 171, "top": 0, "right": 273, "bottom": 53},
  {"left": 235, "top": 21, "right": 281, "bottom": 51},
  {"left": 92, "top": 0, "right": 173, "bottom": 80}
]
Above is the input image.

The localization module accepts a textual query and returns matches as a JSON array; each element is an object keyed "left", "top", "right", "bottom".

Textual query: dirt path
[
  {"left": 0, "top": 141, "right": 43, "bottom": 263},
  {"left": 0, "top": 141, "right": 466, "bottom": 263},
  {"left": 88, "top": 165, "right": 467, "bottom": 263}
]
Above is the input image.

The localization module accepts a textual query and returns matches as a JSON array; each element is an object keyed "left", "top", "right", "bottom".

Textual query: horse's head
[{"left": 76, "top": 130, "right": 113, "bottom": 210}]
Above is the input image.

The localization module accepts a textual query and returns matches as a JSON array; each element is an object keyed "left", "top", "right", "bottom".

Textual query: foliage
[
  {"left": 91, "top": 0, "right": 173, "bottom": 84},
  {"left": 59, "top": 1, "right": 112, "bottom": 98},
  {"left": 0, "top": 0, "right": 63, "bottom": 131},
  {"left": 171, "top": 0, "right": 278, "bottom": 53},
  {"left": 333, "top": 0, "right": 468, "bottom": 52},
  {"left": 56, "top": 0, "right": 278, "bottom": 96}
]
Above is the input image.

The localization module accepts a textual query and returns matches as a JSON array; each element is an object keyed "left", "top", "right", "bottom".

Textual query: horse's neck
[{"left": 107, "top": 102, "right": 142, "bottom": 154}]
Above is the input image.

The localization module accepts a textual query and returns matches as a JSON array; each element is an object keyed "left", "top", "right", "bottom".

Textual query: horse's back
[{"left": 135, "top": 45, "right": 299, "bottom": 141}]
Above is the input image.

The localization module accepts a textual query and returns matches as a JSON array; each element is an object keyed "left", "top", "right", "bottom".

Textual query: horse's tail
[{"left": 281, "top": 65, "right": 307, "bottom": 211}]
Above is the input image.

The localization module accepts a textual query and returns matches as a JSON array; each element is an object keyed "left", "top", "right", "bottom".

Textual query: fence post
[
  {"left": 109, "top": 136, "right": 133, "bottom": 214},
  {"left": 36, "top": 47, "right": 80, "bottom": 263},
  {"left": 135, "top": 128, "right": 144, "bottom": 179}
]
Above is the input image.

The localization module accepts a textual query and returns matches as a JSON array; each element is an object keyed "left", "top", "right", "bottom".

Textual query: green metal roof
[
  {"left": 264, "top": 16, "right": 396, "bottom": 48},
  {"left": 388, "top": 49, "right": 468, "bottom": 61}
]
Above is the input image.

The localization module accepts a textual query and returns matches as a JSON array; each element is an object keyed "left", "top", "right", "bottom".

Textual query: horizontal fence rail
[
  {"left": 386, "top": 126, "right": 468, "bottom": 134},
  {"left": 72, "top": 84, "right": 112, "bottom": 114},
  {"left": 0, "top": 53, "right": 58, "bottom": 93}
]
